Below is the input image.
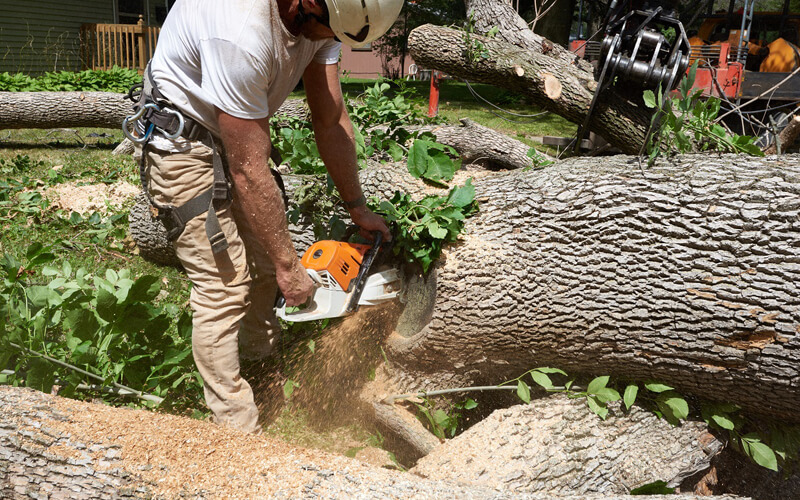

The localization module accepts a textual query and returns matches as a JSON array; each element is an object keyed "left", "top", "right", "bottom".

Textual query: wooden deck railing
[{"left": 80, "top": 16, "right": 160, "bottom": 73}]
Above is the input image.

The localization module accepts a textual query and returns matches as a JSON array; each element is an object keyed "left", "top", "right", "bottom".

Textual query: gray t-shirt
[{"left": 150, "top": 0, "right": 340, "bottom": 141}]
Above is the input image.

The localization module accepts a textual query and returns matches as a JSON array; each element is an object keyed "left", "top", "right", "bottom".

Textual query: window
[{"left": 118, "top": 0, "right": 145, "bottom": 24}]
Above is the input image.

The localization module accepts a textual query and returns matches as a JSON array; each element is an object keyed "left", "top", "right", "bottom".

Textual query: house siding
[{"left": 0, "top": 0, "right": 113, "bottom": 74}]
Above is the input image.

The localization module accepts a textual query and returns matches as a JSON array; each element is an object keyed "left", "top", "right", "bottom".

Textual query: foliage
[
  {"left": 462, "top": 13, "right": 498, "bottom": 64},
  {"left": 407, "top": 138, "right": 461, "bottom": 186},
  {"left": 506, "top": 366, "right": 797, "bottom": 472},
  {"left": 0, "top": 243, "right": 202, "bottom": 410},
  {"left": 371, "top": 180, "right": 478, "bottom": 272},
  {"left": 644, "top": 62, "right": 764, "bottom": 164},
  {"left": 630, "top": 480, "right": 676, "bottom": 495},
  {"left": 526, "top": 147, "right": 554, "bottom": 169},
  {"left": 415, "top": 397, "right": 477, "bottom": 439},
  {"left": 347, "top": 81, "right": 427, "bottom": 162},
  {"left": 0, "top": 67, "right": 141, "bottom": 93}
]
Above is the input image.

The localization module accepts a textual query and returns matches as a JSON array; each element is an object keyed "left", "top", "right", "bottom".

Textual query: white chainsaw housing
[{"left": 276, "top": 268, "right": 400, "bottom": 322}]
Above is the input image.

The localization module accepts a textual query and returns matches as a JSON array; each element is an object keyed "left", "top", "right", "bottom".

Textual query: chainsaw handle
[{"left": 274, "top": 270, "right": 322, "bottom": 311}]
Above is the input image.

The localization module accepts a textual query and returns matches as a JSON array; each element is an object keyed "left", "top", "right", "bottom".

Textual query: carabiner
[
  {"left": 122, "top": 103, "right": 161, "bottom": 143},
  {"left": 154, "top": 107, "right": 185, "bottom": 140}
]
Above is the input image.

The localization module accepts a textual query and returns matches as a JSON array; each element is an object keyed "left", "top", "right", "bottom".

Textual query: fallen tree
[
  {"left": 130, "top": 153, "right": 800, "bottom": 424},
  {"left": 2, "top": 385, "right": 761, "bottom": 499},
  {"left": 407, "top": 0, "right": 652, "bottom": 155}
]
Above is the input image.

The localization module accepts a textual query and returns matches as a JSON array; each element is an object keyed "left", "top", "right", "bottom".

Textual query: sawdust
[
  {"left": 40, "top": 394, "right": 374, "bottom": 499},
  {"left": 44, "top": 181, "right": 140, "bottom": 215}
]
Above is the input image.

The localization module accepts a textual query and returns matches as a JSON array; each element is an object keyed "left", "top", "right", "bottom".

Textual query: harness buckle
[
  {"left": 154, "top": 107, "right": 185, "bottom": 140},
  {"left": 122, "top": 103, "right": 161, "bottom": 143},
  {"left": 154, "top": 205, "right": 186, "bottom": 241}
]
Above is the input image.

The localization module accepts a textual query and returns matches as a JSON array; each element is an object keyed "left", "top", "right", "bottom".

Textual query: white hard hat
[{"left": 324, "top": 0, "right": 405, "bottom": 48}]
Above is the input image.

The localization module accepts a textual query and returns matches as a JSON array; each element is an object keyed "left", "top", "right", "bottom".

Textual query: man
[{"left": 134, "top": 0, "right": 403, "bottom": 434}]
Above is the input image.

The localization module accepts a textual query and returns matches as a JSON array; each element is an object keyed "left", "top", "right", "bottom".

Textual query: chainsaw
[{"left": 275, "top": 232, "right": 401, "bottom": 322}]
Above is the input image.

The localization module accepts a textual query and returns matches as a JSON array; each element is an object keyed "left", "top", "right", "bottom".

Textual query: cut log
[
  {"left": 407, "top": 0, "right": 656, "bottom": 155},
  {"left": 0, "top": 93, "right": 310, "bottom": 131},
  {"left": 411, "top": 118, "right": 548, "bottom": 170},
  {"left": 4, "top": 386, "right": 747, "bottom": 499},
  {"left": 0, "top": 92, "right": 131, "bottom": 130},
  {"left": 362, "top": 153, "right": 800, "bottom": 424},
  {"left": 131, "top": 152, "right": 800, "bottom": 423}
]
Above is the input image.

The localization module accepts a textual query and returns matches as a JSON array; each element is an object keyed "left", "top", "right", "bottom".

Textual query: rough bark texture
[
  {"left": 408, "top": 2, "right": 652, "bottom": 154},
  {"left": 0, "top": 93, "right": 309, "bottom": 131},
  {"left": 412, "top": 118, "right": 545, "bottom": 170},
  {"left": 3, "top": 386, "right": 745, "bottom": 500},
  {"left": 412, "top": 397, "right": 723, "bottom": 495},
  {"left": 375, "top": 153, "right": 800, "bottom": 424},
  {"left": 0, "top": 92, "right": 131, "bottom": 130}
]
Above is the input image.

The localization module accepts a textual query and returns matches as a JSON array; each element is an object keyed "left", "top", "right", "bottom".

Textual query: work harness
[
  {"left": 123, "top": 65, "right": 232, "bottom": 254},
  {"left": 123, "top": 66, "right": 288, "bottom": 255}
]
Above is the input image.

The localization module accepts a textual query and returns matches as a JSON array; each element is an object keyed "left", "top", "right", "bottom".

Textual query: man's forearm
[{"left": 218, "top": 114, "right": 300, "bottom": 273}]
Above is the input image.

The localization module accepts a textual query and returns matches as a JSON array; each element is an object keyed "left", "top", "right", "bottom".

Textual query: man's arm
[
  {"left": 303, "top": 61, "right": 391, "bottom": 241},
  {"left": 216, "top": 111, "right": 314, "bottom": 306}
]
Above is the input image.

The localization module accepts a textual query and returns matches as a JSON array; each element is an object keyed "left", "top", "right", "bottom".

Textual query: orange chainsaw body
[{"left": 300, "top": 240, "right": 371, "bottom": 292}]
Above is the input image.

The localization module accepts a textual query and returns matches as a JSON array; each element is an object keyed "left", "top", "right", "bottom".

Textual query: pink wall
[{"left": 339, "top": 44, "right": 416, "bottom": 79}]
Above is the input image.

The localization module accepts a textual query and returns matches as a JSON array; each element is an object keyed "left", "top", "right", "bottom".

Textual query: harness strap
[{"left": 134, "top": 64, "right": 231, "bottom": 254}]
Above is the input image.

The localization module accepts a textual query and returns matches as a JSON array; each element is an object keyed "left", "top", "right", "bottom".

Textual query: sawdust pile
[{"left": 44, "top": 181, "right": 140, "bottom": 215}]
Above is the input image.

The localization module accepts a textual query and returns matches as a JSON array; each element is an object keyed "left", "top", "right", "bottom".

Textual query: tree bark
[
  {"left": 4, "top": 385, "right": 747, "bottom": 499},
  {"left": 0, "top": 93, "right": 310, "bottom": 131},
  {"left": 408, "top": 2, "right": 653, "bottom": 154},
  {"left": 412, "top": 396, "right": 724, "bottom": 496},
  {"left": 130, "top": 152, "right": 800, "bottom": 422},
  {"left": 360, "top": 153, "right": 800, "bottom": 424},
  {"left": 0, "top": 92, "right": 131, "bottom": 130}
]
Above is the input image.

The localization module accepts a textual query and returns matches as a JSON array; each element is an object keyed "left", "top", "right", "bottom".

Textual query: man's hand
[
  {"left": 349, "top": 205, "right": 392, "bottom": 243},
  {"left": 276, "top": 261, "right": 316, "bottom": 307}
]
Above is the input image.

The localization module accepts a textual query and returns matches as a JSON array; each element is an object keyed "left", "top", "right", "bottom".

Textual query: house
[
  {"left": 0, "top": 0, "right": 408, "bottom": 79},
  {"left": 0, "top": 1, "right": 172, "bottom": 74}
]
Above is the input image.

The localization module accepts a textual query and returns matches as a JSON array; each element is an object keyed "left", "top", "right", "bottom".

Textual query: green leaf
[
  {"left": 592, "top": 387, "right": 621, "bottom": 403},
  {"left": 126, "top": 275, "right": 161, "bottom": 303},
  {"left": 643, "top": 90, "right": 656, "bottom": 108},
  {"left": 630, "top": 480, "right": 675, "bottom": 495},
  {"left": 644, "top": 382, "right": 673, "bottom": 393},
  {"left": 742, "top": 434, "right": 778, "bottom": 471},
  {"left": 283, "top": 379, "right": 298, "bottom": 399},
  {"left": 530, "top": 371, "right": 554, "bottom": 390},
  {"left": 587, "top": 375, "right": 610, "bottom": 395},
  {"left": 517, "top": 380, "right": 531, "bottom": 403},
  {"left": 307, "top": 339, "right": 316, "bottom": 354},
  {"left": 623, "top": 384, "right": 638, "bottom": 410},
  {"left": 586, "top": 396, "right": 608, "bottom": 419},
  {"left": 426, "top": 221, "right": 448, "bottom": 239},
  {"left": 462, "top": 398, "right": 478, "bottom": 410},
  {"left": 447, "top": 179, "right": 476, "bottom": 208},
  {"left": 710, "top": 414, "right": 736, "bottom": 430}
]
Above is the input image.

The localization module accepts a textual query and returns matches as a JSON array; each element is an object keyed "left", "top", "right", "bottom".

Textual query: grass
[
  {"left": 297, "top": 77, "right": 578, "bottom": 153},
  {"left": 0, "top": 127, "right": 192, "bottom": 306}
]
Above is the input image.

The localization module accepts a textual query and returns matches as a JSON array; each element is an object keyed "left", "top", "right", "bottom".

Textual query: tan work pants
[{"left": 136, "top": 140, "right": 279, "bottom": 434}]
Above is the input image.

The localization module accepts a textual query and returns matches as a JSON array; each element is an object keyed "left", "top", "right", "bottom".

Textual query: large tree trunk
[
  {"left": 0, "top": 93, "right": 310, "bottom": 131},
  {"left": 131, "top": 153, "right": 800, "bottom": 423},
  {"left": 4, "top": 386, "right": 747, "bottom": 499},
  {"left": 358, "top": 153, "right": 800, "bottom": 423},
  {"left": 408, "top": 2, "right": 652, "bottom": 154}
]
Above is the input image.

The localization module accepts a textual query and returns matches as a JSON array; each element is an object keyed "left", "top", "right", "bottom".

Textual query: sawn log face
[{"left": 386, "top": 154, "right": 800, "bottom": 421}]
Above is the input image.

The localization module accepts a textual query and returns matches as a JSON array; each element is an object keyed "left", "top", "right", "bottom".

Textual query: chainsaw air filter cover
[{"left": 300, "top": 240, "right": 371, "bottom": 292}]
